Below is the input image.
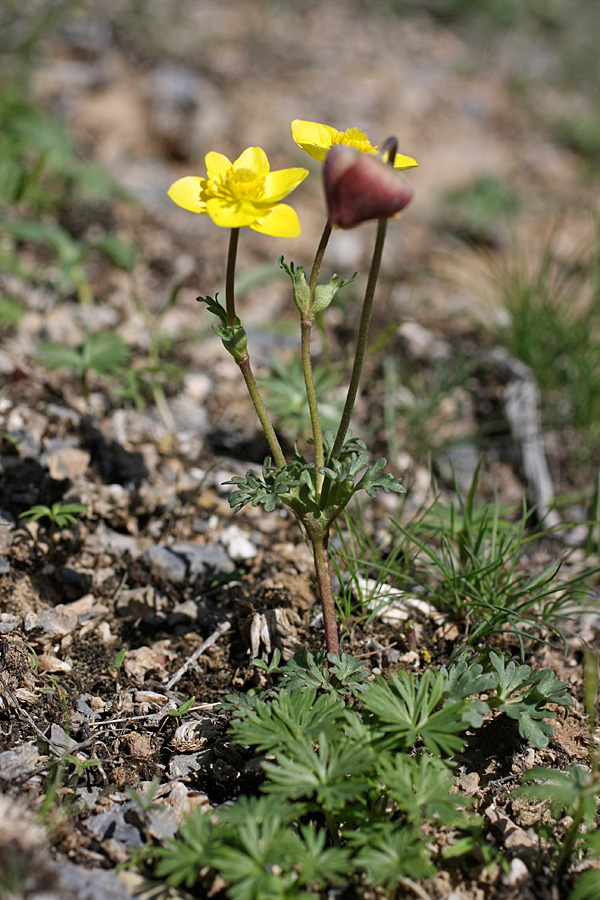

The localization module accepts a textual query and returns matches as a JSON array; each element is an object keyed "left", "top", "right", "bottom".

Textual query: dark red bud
[{"left": 323, "top": 145, "right": 414, "bottom": 229}]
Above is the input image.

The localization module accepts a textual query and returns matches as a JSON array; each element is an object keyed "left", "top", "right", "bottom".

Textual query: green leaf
[
  {"left": 362, "top": 668, "right": 471, "bottom": 755},
  {"left": 376, "top": 753, "right": 472, "bottom": 827},
  {"left": 92, "top": 233, "right": 137, "bottom": 270},
  {"left": 280, "top": 647, "right": 369, "bottom": 697},
  {"left": 154, "top": 806, "right": 214, "bottom": 887},
  {"left": 229, "top": 689, "right": 347, "bottom": 754},
  {"left": 514, "top": 766, "right": 597, "bottom": 824},
  {"left": 262, "top": 729, "right": 375, "bottom": 812},
  {"left": 348, "top": 821, "right": 434, "bottom": 886},
  {"left": 37, "top": 331, "right": 131, "bottom": 378},
  {"left": 571, "top": 870, "right": 600, "bottom": 900},
  {"left": 168, "top": 696, "right": 196, "bottom": 717}
]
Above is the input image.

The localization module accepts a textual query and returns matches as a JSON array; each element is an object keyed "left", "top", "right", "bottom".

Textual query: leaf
[
  {"left": 229, "top": 689, "right": 348, "bottom": 754},
  {"left": 514, "top": 766, "right": 597, "bottom": 823},
  {"left": 376, "top": 753, "right": 472, "bottom": 827},
  {"left": 261, "top": 729, "right": 375, "bottom": 812},
  {"left": 37, "top": 331, "right": 131, "bottom": 378},
  {"left": 280, "top": 647, "right": 369, "bottom": 697},
  {"left": 348, "top": 821, "right": 434, "bottom": 887},
  {"left": 169, "top": 696, "right": 196, "bottom": 717},
  {"left": 571, "top": 869, "right": 600, "bottom": 900},
  {"left": 154, "top": 806, "right": 214, "bottom": 887},
  {"left": 92, "top": 233, "right": 137, "bottom": 270},
  {"left": 362, "top": 668, "right": 471, "bottom": 755},
  {"left": 80, "top": 331, "right": 132, "bottom": 374}
]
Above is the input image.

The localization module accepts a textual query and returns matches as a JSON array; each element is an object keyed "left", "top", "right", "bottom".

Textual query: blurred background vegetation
[{"left": 0, "top": 0, "right": 599, "bottom": 500}]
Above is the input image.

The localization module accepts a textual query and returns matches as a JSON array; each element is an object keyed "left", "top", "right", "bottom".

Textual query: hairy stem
[
  {"left": 310, "top": 531, "right": 340, "bottom": 654},
  {"left": 225, "top": 228, "right": 240, "bottom": 326},
  {"left": 301, "top": 317, "right": 325, "bottom": 494},
  {"left": 237, "top": 357, "right": 286, "bottom": 469},
  {"left": 224, "top": 228, "right": 286, "bottom": 468},
  {"left": 309, "top": 219, "right": 333, "bottom": 294},
  {"left": 330, "top": 218, "right": 388, "bottom": 461}
]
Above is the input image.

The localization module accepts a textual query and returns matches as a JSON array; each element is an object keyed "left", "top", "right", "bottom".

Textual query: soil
[{"left": 1, "top": 2, "right": 599, "bottom": 899}]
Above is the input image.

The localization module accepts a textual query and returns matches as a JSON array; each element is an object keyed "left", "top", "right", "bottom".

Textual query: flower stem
[
  {"left": 330, "top": 218, "right": 388, "bottom": 461},
  {"left": 225, "top": 228, "right": 240, "bottom": 326},
  {"left": 309, "top": 531, "right": 340, "bottom": 654},
  {"left": 309, "top": 219, "right": 333, "bottom": 293},
  {"left": 301, "top": 317, "right": 325, "bottom": 494},
  {"left": 237, "top": 356, "right": 287, "bottom": 470},
  {"left": 224, "top": 227, "right": 286, "bottom": 468},
  {"left": 299, "top": 219, "right": 332, "bottom": 494}
]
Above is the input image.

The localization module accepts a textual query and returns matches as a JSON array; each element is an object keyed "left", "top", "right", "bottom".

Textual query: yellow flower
[
  {"left": 291, "top": 119, "right": 418, "bottom": 171},
  {"left": 168, "top": 147, "right": 308, "bottom": 237}
]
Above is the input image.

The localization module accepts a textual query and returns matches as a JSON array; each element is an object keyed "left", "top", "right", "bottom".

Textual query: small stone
[
  {"left": 397, "top": 320, "right": 452, "bottom": 362},
  {"left": 219, "top": 524, "right": 258, "bottom": 561},
  {"left": 184, "top": 371, "right": 212, "bottom": 402},
  {"left": 144, "top": 541, "right": 235, "bottom": 583},
  {"left": 168, "top": 599, "right": 199, "bottom": 627},
  {"left": 116, "top": 586, "right": 161, "bottom": 619},
  {"left": 46, "top": 446, "right": 91, "bottom": 480},
  {"left": 143, "top": 545, "right": 186, "bottom": 582},
  {"left": 0, "top": 613, "right": 19, "bottom": 634},
  {"left": 86, "top": 803, "right": 145, "bottom": 848},
  {"left": 37, "top": 605, "right": 79, "bottom": 636},
  {"left": 49, "top": 723, "right": 77, "bottom": 754},
  {"left": 37, "top": 653, "right": 72, "bottom": 673},
  {"left": 87, "top": 522, "right": 142, "bottom": 558},
  {"left": 0, "top": 742, "right": 40, "bottom": 782},
  {"left": 457, "top": 771, "right": 480, "bottom": 793},
  {"left": 146, "top": 807, "right": 179, "bottom": 841},
  {"left": 169, "top": 753, "right": 205, "bottom": 779},
  {"left": 502, "top": 858, "right": 530, "bottom": 886}
]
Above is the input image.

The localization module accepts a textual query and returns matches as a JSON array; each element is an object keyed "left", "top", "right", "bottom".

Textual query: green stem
[
  {"left": 556, "top": 797, "right": 586, "bottom": 876},
  {"left": 309, "top": 531, "right": 340, "bottom": 654},
  {"left": 224, "top": 227, "right": 286, "bottom": 468},
  {"left": 301, "top": 317, "right": 325, "bottom": 494},
  {"left": 330, "top": 218, "right": 388, "bottom": 461},
  {"left": 297, "top": 219, "right": 332, "bottom": 495},
  {"left": 238, "top": 357, "right": 286, "bottom": 469},
  {"left": 324, "top": 807, "right": 341, "bottom": 846},
  {"left": 309, "top": 219, "right": 332, "bottom": 294},
  {"left": 225, "top": 228, "right": 240, "bottom": 326}
]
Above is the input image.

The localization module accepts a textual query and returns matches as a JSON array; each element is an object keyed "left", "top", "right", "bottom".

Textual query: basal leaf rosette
[
  {"left": 292, "top": 119, "right": 418, "bottom": 172},
  {"left": 168, "top": 147, "right": 308, "bottom": 238}
]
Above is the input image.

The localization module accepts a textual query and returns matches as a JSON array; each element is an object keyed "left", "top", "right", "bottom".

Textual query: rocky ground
[{"left": 1, "top": 1, "right": 600, "bottom": 898}]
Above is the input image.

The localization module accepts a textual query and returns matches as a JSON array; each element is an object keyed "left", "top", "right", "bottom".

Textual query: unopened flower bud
[
  {"left": 323, "top": 145, "right": 414, "bottom": 229},
  {"left": 213, "top": 322, "right": 248, "bottom": 363},
  {"left": 312, "top": 272, "right": 357, "bottom": 313}
]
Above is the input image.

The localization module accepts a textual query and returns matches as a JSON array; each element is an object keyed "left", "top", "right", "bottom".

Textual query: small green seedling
[
  {"left": 19, "top": 501, "right": 87, "bottom": 552},
  {"left": 168, "top": 696, "right": 196, "bottom": 717},
  {"left": 37, "top": 330, "right": 132, "bottom": 401}
]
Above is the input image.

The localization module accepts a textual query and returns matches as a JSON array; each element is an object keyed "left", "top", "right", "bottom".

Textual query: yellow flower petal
[
  {"left": 167, "top": 176, "right": 207, "bottom": 214},
  {"left": 233, "top": 146, "right": 270, "bottom": 178},
  {"left": 205, "top": 152, "right": 231, "bottom": 181},
  {"left": 264, "top": 167, "right": 308, "bottom": 201},
  {"left": 292, "top": 118, "right": 419, "bottom": 171},
  {"left": 291, "top": 120, "right": 340, "bottom": 162},
  {"left": 393, "top": 153, "right": 418, "bottom": 171},
  {"left": 250, "top": 203, "right": 301, "bottom": 238},
  {"left": 205, "top": 197, "right": 258, "bottom": 229}
]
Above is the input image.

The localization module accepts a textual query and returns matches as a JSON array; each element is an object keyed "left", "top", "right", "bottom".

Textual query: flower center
[
  {"left": 205, "top": 166, "right": 266, "bottom": 203},
  {"left": 333, "top": 127, "right": 375, "bottom": 154}
]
